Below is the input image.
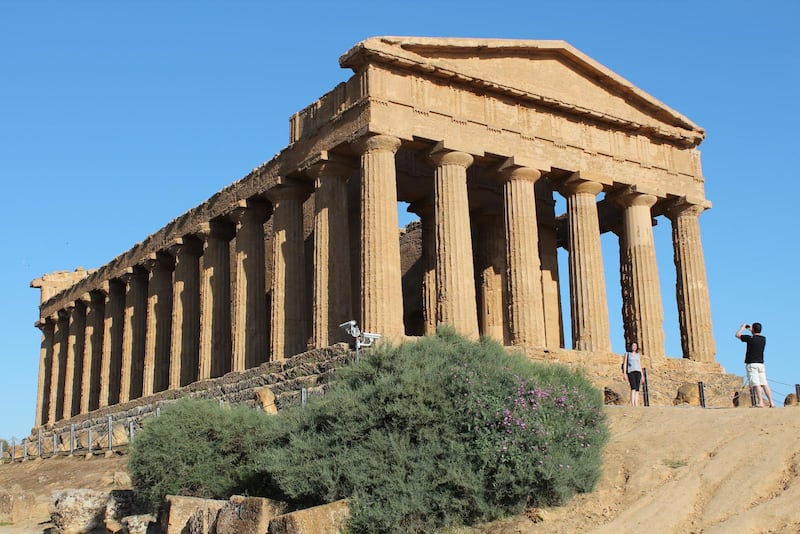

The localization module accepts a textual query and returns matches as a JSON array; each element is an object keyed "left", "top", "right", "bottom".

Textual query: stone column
[
  {"left": 230, "top": 199, "right": 270, "bottom": 371},
  {"left": 169, "top": 237, "right": 202, "bottom": 388},
  {"left": 536, "top": 180, "right": 564, "bottom": 349},
  {"left": 408, "top": 201, "right": 437, "bottom": 336},
  {"left": 353, "top": 134, "right": 405, "bottom": 339},
  {"left": 120, "top": 268, "right": 148, "bottom": 403},
  {"left": 268, "top": 186, "right": 310, "bottom": 360},
  {"left": 48, "top": 310, "right": 68, "bottom": 423},
  {"left": 613, "top": 223, "right": 636, "bottom": 351},
  {"left": 196, "top": 220, "right": 235, "bottom": 379},
  {"left": 472, "top": 210, "right": 506, "bottom": 343},
  {"left": 80, "top": 291, "right": 104, "bottom": 413},
  {"left": 63, "top": 302, "right": 86, "bottom": 419},
  {"left": 142, "top": 253, "right": 174, "bottom": 396},
  {"left": 309, "top": 161, "right": 353, "bottom": 348},
  {"left": 561, "top": 176, "right": 611, "bottom": 352},
  {"left": 500, "top": 166, "right": 546, "bottom": 348},
  {"left": 617, "top": 190, "right": 665, "bottom": 359},
  {"left": 667, "top": 200, "right": 715, "bottom": 361},
  {"left": 34, "top": 318, "right": 55, "bottom": 427},
  {"left": 428, "top": 149, "right": 479, "bottom": 339},
  {"left": 100, "top": 280, "right": 125, "bottom": 407}
]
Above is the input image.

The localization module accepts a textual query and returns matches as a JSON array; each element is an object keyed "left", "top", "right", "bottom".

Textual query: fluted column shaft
[
  {"left": 668, "top": 202, "right": 715, "bottom": 361},
  {"left": 355, "top": 135, "right": 404, "bottom": 338},
  {"left": 619, "top": 191, "right": 665, "bottom": 359},
  {"left": 269, "top": 187, "right": 309, "bottom": 359},
  {"left": 48, "top": 311, "right": 68, "bottom": 423},
  {"left": 169, "top": 238, "right": 202, "bottom": 388},
  {"left": 80, "top": 291, "right": 104, "bottom": 412},
  {"left": 615, "top": 227, "right": 635, "bottom": 350},
  {"left": 100, "top": 281, "right": 125, "bottom": 407},
  {"left": 536, "top": 181, "right": 564, "bottom": 348},
  {"left": 35, "top": 319, "right": 54, "bottom": 426},
  {"left": 197, "top": 221, "right": 234, "bottom": 379},
  {"left": 473, "top": 212, "right": 506, "bottom": 343},
  {"left": 409, "top": 201, "right": 437, "bottom": 335},
  {"left": 429, "top": 149, "right": 479, "bottom": 339},
  {"left": 562, "top": 178, "right": 611, "bottom": 352},
  {"left": 142, "top": 254, "right": 174, "bottom": 396},
  {"left": 310, "top": 162, "right": 353, "bottom": 348},
  {"left": 120, "top": 269, "right": 148, "bottom": 403},
  {"left": 502, "top": 167, "right": 546, "bottom": 347},
  {"left": 63, "top": 302, "right": 86, "bottom": 419},
  {"left": 231, "top": 200, "right": 270, "bottom": 371}
]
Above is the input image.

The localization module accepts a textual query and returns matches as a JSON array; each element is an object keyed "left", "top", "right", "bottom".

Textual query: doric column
[
  {"left": 428, "top": 148, "right": 479, "bottom": 339},
  {"left": 268, "top": 186, "right": 310, "bottom": 360},
  {"left": 536, "top": 180, "right": 564, "bottom": 349},
  {"left": 142, "top": 253, "right": 175, "bottom": 396},
  {"left": 230, "top": 199, "right": 270, "bottom": 371},
  {"left": 48, "top": 310, "right": 68, "bottom": 423},
  {"left": 500, "top": 166, "right": 546, "bottom": 348},
  {"left": 62, "top": 302, "right": 86, "bottom": 419},
  {"left": 667, "top": 200, "right": 715, "bottom": 361},
  {"left": 196, "top": 220, "right": 235, "bottom": 379},
  {"left": 353, "top": 134, "right": 404, "bottom": 339},
  {"left": 617, "top": 190, "right": 665, "bottom": 359},
  {"left": 120, "top": 267, "right": 148, "bottom": 403},
  {"left": 79, "top": 291, "right": 104, "bottom": 413},
  {"left": 472, "top": 210, "right": 506, "bottom": 343},
  {"left": 309, "top": 160, "right": 353, "bottom": 348},
  {"left": 168, "top": 237, "right": 202, "bottom": 388},
  {"left": 408, "top": 201, "right": 437, "bottom": 336},
  {"left": 100, "top": 280, "right": 125, "bottom": 407},
  {"left": 560, "top": 176, "right": 611, "bottom": 352},
  {"left": 34, "top": 318, "right": 55, "bottom": 427},
  {"left": 613, "top": 223, "right": 636, "bottom": 351}
]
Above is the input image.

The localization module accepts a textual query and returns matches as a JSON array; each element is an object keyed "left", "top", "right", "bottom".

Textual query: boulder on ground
[
  {"left": 105, "top": 489, "right": 140, "bottom": 532},
  {"left": 51, "top": 488, "right": 109, "bottom": 534},
  {"left": 268, "top": 500, "right": 349, "bottom": 534},
  {"left": 604, "top": 382, "right": 629, "bottom": 405},
  {"left": 255, "top": 387, "right": 278, "bottom": 414},
  {"left": 120, "top": 513, "right": 158, "bottom": 534},
  {"left": 784, "top": 393, "right": 798, "bottom": 406},
  {"left": 674, "top": 383, "right": 701, "bottom": 406},
  {"left": 216, "top": 495, "right": 288, "bottom": 534},
  {"left": 0, "top": 489, "right": 36, "bottom": 523}
]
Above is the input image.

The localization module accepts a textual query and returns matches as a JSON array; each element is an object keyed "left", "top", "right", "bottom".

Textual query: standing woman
[{"left": 622, "top": 342, "right": 645, "bottom": 406}]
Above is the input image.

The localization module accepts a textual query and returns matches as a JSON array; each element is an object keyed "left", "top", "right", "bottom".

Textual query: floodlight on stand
[{"left": 338, "top": 319, "right": 381, "bottom": 362}]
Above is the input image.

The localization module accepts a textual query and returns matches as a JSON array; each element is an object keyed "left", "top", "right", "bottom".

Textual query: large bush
[{"left": 128, "top": 328, "right": 608, "bottom": 531}]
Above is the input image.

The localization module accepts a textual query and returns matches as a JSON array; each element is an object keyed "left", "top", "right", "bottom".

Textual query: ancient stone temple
[{"left": 31, "top": 37, "right": 718, "bottom": 428}]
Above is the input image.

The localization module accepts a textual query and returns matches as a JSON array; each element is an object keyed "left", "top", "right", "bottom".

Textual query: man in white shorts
[{"left": 735, "top": 322, "right": 775, "bottom": 408}]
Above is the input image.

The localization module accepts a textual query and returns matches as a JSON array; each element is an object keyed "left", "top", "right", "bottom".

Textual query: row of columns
[{"left": 34, "top": 133, "right": 716, "bottom": 428}]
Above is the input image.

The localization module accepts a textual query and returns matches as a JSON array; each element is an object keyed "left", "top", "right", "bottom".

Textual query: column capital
[
  {"left": 228, "top": 197, "right": 272, "bottom": 226},
  {"left": 666, "top": 197, "right": 709, "bottom": 220},
  {"left": 616, "top": 189, "right": 658, "bottom": 209},
  {"left": 427, "top": 148, "right": 474, "bottom": 169},
  {"left": 305, "top": 157, "right": 356, "bottom": 181},
  {"left": 193, "top": 219, "right": 236, "bottom": 242},
  {"left": 407, "top": 199, "right": 434, "bottom": 218},
  {"left": 265, "top": 184, "right": 311, "bottom": 204},
  {"left": 142, "top": 252, "right": 176, "bottom": 273},
  {"left": 120, "top": 266, "right": 148, "bottom": 284},
  {"left": 167, "top": 236, "right": 203, "bottom": 258},
  {"left": 499, "top": 165, "right": 542, "bottom": 184},
  {"left": 353, "top": 134, "right": 401, "bottom": 155},
  {"left": 560, "top": 174, "right": 604, "bottom": 196}
]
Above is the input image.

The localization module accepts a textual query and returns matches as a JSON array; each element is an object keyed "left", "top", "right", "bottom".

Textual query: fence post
[
  {"left": 11, "top": 438, "right": 16, "bottom": 462},
  {"left": 108, "top": 416, "right": 113, "bottom": 452},
  {"left": 129, "top": 421, "right": 135, "bottom": 442},
  {"left": 642, "top": 368, "right": 650, "bottom": 407},
  {"left": 0, "top": 440, "right": 4, "bottom": 463},
  {"left": 23, "top": 438, "right": 28, "bottom": 461},
  {"left": 37, "top": 429, "right": 43, "bottom": 458},
  {"left": 88, "top": 428, "right": 93, "bottom": 455},
  {"left": 697, "top": 382, "right": 706, "bottom": 408},
  {"left": 52, "top": 432, "right": 57, "bottom": 457},
  {"left": 795, "top": 384, "right": 800, "bottom": 403},
  {"left": 70, "top": 424, "right": 75, "bottom": 455}
]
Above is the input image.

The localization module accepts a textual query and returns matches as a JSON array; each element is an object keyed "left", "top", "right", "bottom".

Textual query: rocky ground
[{"left": 1, "top": 406, "right": 799, "bottom": 533}]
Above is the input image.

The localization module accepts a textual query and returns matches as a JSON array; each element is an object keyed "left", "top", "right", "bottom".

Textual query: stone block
[
  {"left": 0, "top": 489, "right": 36, "bottom": 523},
  {"left": 603, "top": 382, "right": 628, "bottom": 405},
  {"left": 162, "top": 495, "right": 227, "bottom": 534},
  {"left": 254, "top": 386, "right": 278, "bottom": 414},
  {"left": 268, "top": 500, "right": 349, "bottom": 534},
  {"left": 105, "top": 489, "right": 139, "bottom": 532},
  {"left": 121, "top": 513, "right": 158, "bottom": 534},
  {"left": 51, "top": 488, "right": 109, "bottom": 534},
  {"left": 216, "top": 495, "right": 288, "bottom": 534},
  {"left": 784, "top": 393, "right": 798, "bottom": 406}
]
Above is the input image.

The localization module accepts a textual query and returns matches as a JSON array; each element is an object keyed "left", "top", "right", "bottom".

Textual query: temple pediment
[{"left": 341, "top": 37, "right": 703, "bottom": 146}]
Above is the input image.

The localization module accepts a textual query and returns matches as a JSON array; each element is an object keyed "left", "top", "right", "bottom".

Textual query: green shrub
[
  {"left": 128, "top": 328, "right": 608, "bottom": 531},
  {"left": 250, "top": 327, "right": 608, "bottom": 532},
  {"left": 127, "top": 399, "right": 275, "bottom": 510}
]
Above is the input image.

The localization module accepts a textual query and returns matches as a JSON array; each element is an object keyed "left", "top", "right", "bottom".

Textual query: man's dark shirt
[{"left": 740, "top": 334, "right": 766, "bottom": 364}]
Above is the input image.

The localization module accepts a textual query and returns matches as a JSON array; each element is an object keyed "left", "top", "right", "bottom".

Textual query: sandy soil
[{"left": 1, "top": 407, "right": 799, "bottom": 533}]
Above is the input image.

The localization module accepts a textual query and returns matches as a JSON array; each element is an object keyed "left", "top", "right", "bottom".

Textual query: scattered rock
[
  {"left": 51, "top": 488, "right": 109, "bottom": 534},
  {"left": 162, "top": 495, "right": 226, "bottom": 534},
  {"left": 255, "top": 386, "right": 278, "bottom": 414},
  {"left": 121, "top": 513, "right": 158, "bottom": 534},
  {"left": 784, "top": 393, "right": 798, "bottom": 406},
  {"left": 268, "top": 499, "right": 349, "bottom": 534},
  {"left": 604, "top": 383, "right": 628, "bottom": 405},
  {"left": 0, "top": 489, "right": 36, "bottom": 523},
  {"left": 216, "top": 495, "right": 288, "bottom": 534},
  {"left": 674, "top": 383, "right": 701, "bottom": 406}
]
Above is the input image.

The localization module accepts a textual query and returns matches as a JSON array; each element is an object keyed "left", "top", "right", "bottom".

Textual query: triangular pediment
[{"left": 341, "top": 37, "right": 703, "bottom": 146}]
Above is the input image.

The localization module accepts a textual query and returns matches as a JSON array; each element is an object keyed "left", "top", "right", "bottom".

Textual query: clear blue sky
[{"left": 2, "top": 1, "right": 798, "bottom": 441}]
